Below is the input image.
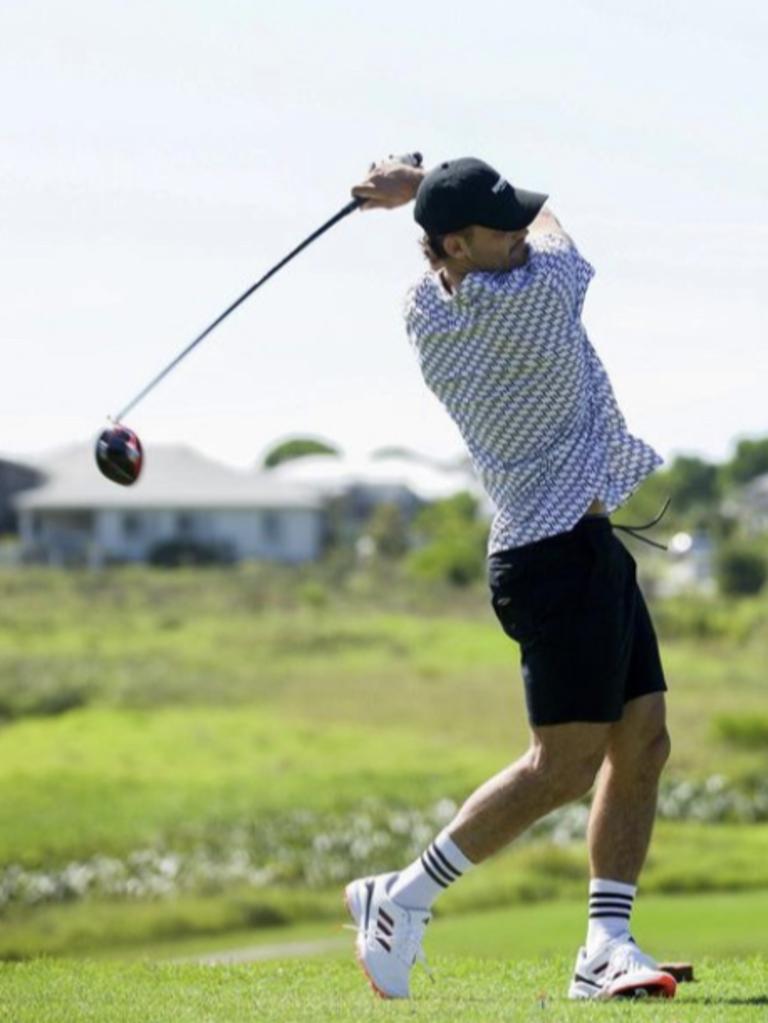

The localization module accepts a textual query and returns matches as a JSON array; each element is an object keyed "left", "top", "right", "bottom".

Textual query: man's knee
[
  {"left": 646, "top": 726, "right": 672, "bottom": 773},
  {"left": 610, "top": 723, "right": 671, "bottom": 778},
  {"left": 526, "top": 742, "right": 605, "bottom": 803}
]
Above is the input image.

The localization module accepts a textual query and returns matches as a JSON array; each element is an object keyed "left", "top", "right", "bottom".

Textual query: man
[{"left": 344, "top": 156, "right": 675, "bottom": 1001}]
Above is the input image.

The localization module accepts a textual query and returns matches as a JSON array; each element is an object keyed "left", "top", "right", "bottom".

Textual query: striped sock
[
  {"left": 586, "top": 878, "right": 636, "bottom": 955},
  {"left": 388, "top": 830, "right": 475, "bottom": 909}
]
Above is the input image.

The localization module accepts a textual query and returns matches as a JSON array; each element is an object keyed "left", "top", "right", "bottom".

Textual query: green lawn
[
  {"left": 6, "top": 823, "right": 768, "bottom": 959},
  {"left": 2, "top": 955, "right": 767, "bottom": 1022},
  {"left": 6, "top": 891, "right": 768, "bottom": 1020},
  {"left": 140, "top": 889, "right": 768, "bottom": 964},
  {"left": 3, "top": 568, "right": 768, "bottom": 963},
  {"left": 2, "top": 567, "right": 768, "bottom": 778}
]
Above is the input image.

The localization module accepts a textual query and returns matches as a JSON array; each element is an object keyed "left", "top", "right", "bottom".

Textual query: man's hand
[{"left": 351, "top": 158, "right": 425, "bottom": 211}]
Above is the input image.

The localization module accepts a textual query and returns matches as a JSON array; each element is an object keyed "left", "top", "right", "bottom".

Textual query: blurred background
[{"left": 1, "top": 0, "right": 767, "bottom": 967}]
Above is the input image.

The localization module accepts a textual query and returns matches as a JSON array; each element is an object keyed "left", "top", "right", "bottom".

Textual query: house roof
[
  {"left": 13, "top": 444, "right": 324, "bottom": 512},
  {"left": 269, "top": 452, "right": 486, "bottom": 503}
]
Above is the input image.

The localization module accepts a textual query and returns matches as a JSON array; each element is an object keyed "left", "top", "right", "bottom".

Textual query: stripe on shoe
[
  {"left": 376, "top": 909, "right": 394, "bottom": 947},
  {"left": 574, "top": 973, "right": 602, "bottom": 990}
]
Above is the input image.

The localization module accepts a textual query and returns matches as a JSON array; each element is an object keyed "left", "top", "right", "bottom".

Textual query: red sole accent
[
  {"left": 343, "top": 883, "right": 392, "bottom": 1000},
  {"left": 609, "top": 972, "right": 677, "bottom": 1000}
]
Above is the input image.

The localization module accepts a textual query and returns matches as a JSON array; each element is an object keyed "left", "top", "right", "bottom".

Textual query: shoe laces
[{"left": 403, "top": 922, "right": 434, "bottom": 982}]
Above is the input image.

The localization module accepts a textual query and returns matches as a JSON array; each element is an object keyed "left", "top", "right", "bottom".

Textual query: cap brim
[{"left": 481, "top": 188, "right": 549, "bottom": 232}]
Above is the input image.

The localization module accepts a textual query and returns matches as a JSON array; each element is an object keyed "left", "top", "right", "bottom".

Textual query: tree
[
  {"left": 366, "top": 503, "right": 410, "bottom": 559},
  {"left": 715, "top": 541, "right": 767, "bottom": 597},
  {"left": 666, "top": 456, "right": 720, "bottom": 512},
  {"left": 262, "top": 438, "right": 340, "bottom": 469},
  {"left": 407, "top": 492, "right": 487, "bottom": 586},
  {"left": 721, "top": 437, "right": 768, "bottom": 487}
]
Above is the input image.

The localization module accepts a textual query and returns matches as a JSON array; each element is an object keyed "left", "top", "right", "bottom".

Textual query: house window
[
  {"left": 262, "top": 511, "right": 282, "bottom": 545},
  {"left": 122, "top": 513, "right": 142, "bottom": 538}
]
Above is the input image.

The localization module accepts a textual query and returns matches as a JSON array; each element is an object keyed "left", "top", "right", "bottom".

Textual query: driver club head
[{"left": 95, "top": 424, "right": 144, "bottom": 486}]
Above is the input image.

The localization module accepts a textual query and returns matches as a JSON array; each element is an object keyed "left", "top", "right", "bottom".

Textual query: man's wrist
[{"left": 406, "top": 166, "right": 426, "bottom": 201}]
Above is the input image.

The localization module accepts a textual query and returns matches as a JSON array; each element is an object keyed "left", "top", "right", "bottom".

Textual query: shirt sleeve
[{"left": 529, "top": 233, "right": 595, "bottom": 317}]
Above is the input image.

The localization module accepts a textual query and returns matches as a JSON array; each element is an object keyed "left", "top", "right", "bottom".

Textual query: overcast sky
[{"left": 2, "top": 0, "right": 766, "bottom": 470}]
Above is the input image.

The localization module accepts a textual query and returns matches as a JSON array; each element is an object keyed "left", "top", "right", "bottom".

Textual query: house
[
  {"left": 0, "top": 458, "right": 45, "bottom": 533},
  {"left": 14, "top": 444, "right": 326, "bottom": 566},
  {"left": 269, "top": 451, "right": 489, "bottom": 544}
]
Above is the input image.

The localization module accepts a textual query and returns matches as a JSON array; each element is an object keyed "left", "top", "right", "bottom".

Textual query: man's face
[{"left": 447, "top": 224, "right": 530, "bottom": 272}]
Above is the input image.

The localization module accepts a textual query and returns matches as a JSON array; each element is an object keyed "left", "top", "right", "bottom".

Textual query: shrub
[
  {"left": 406, "top": 493, "right": 487, "bottom": 587},
  {"left": 651, "top": 594, "right": 766, "bottom": 643},
  {"left": 148, "top": 539, "right": 236, "bottom": 568},
  {"left": 365, "top": 503, "right": 409, "bottom": 560},
  {"left": 407, "top": 534, "right": 485, "bottom": 586},
  {"left": 711, "top": 713, "right": 768, "bottom": 750},
  {"left": 714, "top": 542, "right": 767, "bottom": 597}
]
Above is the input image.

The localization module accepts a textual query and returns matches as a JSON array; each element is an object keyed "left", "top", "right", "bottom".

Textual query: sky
[{"left": 2, "top": 0, "right": 766, "bottom": 471}]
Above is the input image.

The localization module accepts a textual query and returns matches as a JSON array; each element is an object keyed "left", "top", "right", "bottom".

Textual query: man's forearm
[{"left": 528, "top": 205, "right": 568, "bottom": 237}]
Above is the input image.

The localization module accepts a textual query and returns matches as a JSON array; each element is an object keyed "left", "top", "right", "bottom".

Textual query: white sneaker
[
  {"left": 344, "top": 872, "right": 432, "bottom": 999},
  {"left": 568, "top": 938, "right": 677, "bottom": 1000}
]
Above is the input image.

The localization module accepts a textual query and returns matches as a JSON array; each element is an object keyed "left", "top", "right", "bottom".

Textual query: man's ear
[{"left": 442, "top": 232, "right": 466, "bottom": 260}]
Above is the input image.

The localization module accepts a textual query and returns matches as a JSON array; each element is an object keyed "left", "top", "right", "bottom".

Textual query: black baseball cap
[{"left": 414, "top": 157, "right": 548, "bottom": 236}]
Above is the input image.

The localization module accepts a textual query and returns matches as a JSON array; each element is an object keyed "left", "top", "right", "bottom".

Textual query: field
[
  {"left": 4, "top": 955, "right": 768, "bottom": 1022},
  {"left": 1, "top": 565, "right": 768, "bottom": 1017}
]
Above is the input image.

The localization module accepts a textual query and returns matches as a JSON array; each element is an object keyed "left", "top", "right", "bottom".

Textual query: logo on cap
[{"left": 491, "top": 176, "right": 511, "bottom": 195}]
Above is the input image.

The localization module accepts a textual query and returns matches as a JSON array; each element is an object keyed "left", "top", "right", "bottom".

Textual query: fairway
[
  {"left": 2, "top": 956, "right": 767, "bottom": 1022},
  {"left": 5, "top": 892, "right": 768, "bottom": 1020},
  {"left": 4, "top": 569, "right": 768, "bottom": 961}
]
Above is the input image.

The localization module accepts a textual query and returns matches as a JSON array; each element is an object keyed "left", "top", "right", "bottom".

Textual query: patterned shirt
[{"left": 404, "top": 232, "right": 663, "bottom": 553}]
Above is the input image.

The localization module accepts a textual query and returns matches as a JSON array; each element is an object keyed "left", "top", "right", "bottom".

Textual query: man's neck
[{"left": 439, "top": 265, "right": 468, "bottom": 295}]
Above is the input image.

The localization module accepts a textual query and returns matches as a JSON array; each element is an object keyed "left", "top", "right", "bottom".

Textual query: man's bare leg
[
  {"left": 576, "top": 693, "right": 670, "bottom": 959},
  {"left": 387, "top": 720, "right": 610, "bottom": 912},
  {"left": 444, "top": 721, "right": 611, "bottom": 862},
  {"left": 350, "top": 699, "right": 674, "bottom": 1002},
  {"left": 587, "top": 693, "right": 671, "bottom": 882}
]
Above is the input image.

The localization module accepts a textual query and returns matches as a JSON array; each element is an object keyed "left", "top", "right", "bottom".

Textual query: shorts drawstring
[{"left": 610, "top": 496, "right": 672, "bottom": 552}]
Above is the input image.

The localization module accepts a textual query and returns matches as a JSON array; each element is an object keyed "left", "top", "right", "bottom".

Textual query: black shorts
[{"left": 488, "top": 514, "right": 667, "bottom": 727}]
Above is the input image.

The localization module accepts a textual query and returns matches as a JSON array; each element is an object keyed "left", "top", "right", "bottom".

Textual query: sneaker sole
[
  {"left": 605, "top": 971, "right": 677, "bottom": 1000},
  {"left": 343, "top": 880, "right": 393, "bottom": 1001}
]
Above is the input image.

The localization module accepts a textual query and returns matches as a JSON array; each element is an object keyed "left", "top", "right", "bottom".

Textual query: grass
[
  {"left": 3, "top": 567, "right": 768, "bottom": 962},
  {"left": 0, "top": 705, "right": 490, "bottom": 866},
  {"left": 111, "top": 889, "right": 768, "bottom": 964},
  {"left": 2, "top": 954, "right": 768, "bottom": 1022},
  {"left": 5, "top": 823, "right": 768, "bottom": 958},
  {"left": 2, "top": 567, "right": 768, "bottom": 778}
]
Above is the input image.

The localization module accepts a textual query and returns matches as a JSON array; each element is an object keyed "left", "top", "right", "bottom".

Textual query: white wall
[{"left": 98, "top": 506, "right": 324, "bottom": 562}]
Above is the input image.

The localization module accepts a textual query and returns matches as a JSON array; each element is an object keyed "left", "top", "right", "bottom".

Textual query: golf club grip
[
  {"left": 392, "top": 151, "right": 423, "bottom": 168},
  {"left": 347, "top": 151, "right": 424, "bottom": 210},
  {"left": 112, "top": 150, "right": 423, "bottom": 422}
]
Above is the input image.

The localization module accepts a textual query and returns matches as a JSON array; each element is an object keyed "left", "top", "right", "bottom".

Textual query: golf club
[{"left": 95, "top": 151, "right": 423, "bottom": 485}]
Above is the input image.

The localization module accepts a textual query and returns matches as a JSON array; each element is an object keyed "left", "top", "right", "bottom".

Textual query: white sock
[
  {"left": 389, "top": 830, "right": 475, "bottom": 909},
  {"left": 586, "top": 878, "right": 636, "bottom": 955}
]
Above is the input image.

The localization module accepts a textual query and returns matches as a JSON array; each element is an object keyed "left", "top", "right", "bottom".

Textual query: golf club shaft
[{"left": 113, "top": 152, "right": 422, "bottom": 422}]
